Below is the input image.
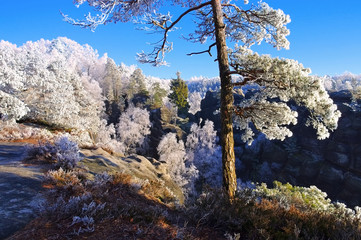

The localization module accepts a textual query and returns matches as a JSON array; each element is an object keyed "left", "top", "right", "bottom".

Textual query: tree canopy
[{"left": 66, "top": 0, "right": 341, "bottom": 200}]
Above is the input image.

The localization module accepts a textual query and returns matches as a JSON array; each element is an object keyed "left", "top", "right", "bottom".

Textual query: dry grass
[{"left": 9, "top": 170, "right": 224, "bottom": 240}]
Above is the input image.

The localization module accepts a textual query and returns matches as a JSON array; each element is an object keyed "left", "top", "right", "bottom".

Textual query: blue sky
[{"left": 1, "top": 0, "right": 360, "bottom": 80}]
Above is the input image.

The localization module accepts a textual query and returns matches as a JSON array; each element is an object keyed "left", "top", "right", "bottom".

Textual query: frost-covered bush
[
  {"left": 26, "top": 136, "right": 81, "bottom": 170},
  {"left": 256, "top": 181, "right": 361, "bottom": 221},
  {"left": 117, "top": 105, "right": 151, "bottom": 154},
  {"left": 95, "top": 119, "right": 123, "bottom": 153},
  {"left": 187, "top": 182, "right": 361, "bottom": 239},
  {"left": 158, "top": 133, "right": 198, "bottom": 197},
  {"left": 0, "top": 91, "right": 29, "bottom": 121},
  {"left": 53, "top": 136, "right": 82, "bottom": 170},
  {"left": 256, "top": 181, "right": 333, "bottom": 211},
  {"left": 186, "top": 120, "right": 222, "bottom": 188}
]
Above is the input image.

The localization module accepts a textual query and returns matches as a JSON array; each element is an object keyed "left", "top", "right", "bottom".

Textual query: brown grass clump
[{"left": 9, "top": 169, "right": 223, "bottom": 240}]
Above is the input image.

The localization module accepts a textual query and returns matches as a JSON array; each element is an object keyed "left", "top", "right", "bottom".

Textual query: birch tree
[{"left": 66, "top": 0, "right": 340, "bottom": 200}]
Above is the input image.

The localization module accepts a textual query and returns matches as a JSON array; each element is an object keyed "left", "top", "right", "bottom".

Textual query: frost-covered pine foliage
[
  {"left": 117, "top": 105, "right": 151, "bottom": 154},
  {"left": 230, "top": 46, "right": 341, "bottom": 144},
  {"left": 186, "top": 120, "right": 222, "bottom": 188},
  {"left": 157, "top": 133, "right": 198, "bottom": 196}
]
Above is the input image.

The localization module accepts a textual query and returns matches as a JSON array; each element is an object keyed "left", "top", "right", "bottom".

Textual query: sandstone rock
[
  {"left": 326, "top": 141, "right": 351, "bottom": 154},
  {"left": 0, "top": 143, "right": 45, "bottom": 239},
  {"left": 352, "top": 114, "right": 361, "bottom": 129},
  {"left": 318, "top": 165, "right": 344, "bottom": 186},
  {"left": 80, "top": 148, "right": 184, "bottom": 204},
  {"left": 325, "top": 152, "right": 350, "bottom": 168},
  {"left": 261, "top": 144, "right": 288, "bottom": 164},
  {"left": 344, "top": 173, "right": 361, "bottom": 193},
  {"left": 333, "top": 128, "right": 359, "bottom": 144},
  {"left": 299, "top": 154, "right": 323, "bottom": 182},
  {"left": 354, "top": 154, "right": 361, "bottom": 169}
]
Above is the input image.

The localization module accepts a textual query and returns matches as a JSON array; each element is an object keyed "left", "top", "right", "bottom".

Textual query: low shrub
[
  {"left": 25, "top": 136, "right": 81, "bottom": 170},
  {"left": 186, "top": 182, "right": 361, "bottom": 239}
]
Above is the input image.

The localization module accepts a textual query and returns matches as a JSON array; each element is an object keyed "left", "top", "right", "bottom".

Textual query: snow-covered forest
[
  {"left": 1, "top": 37, "right": 361, "bottom": 239},
  {"left": 0, "top": 37, "right": 226, "bottom": 196},
  {"left": 1, "top": 37, "right": 360, "bottom": 181}
]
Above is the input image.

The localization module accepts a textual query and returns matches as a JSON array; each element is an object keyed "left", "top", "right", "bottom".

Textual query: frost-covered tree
[
  {"left": 117, "top": 105, "right": 151, "bottom": 154},
  {"left": 0, "top": 40, "right": 30, "bottom": 121},
  {"left": 324, "top": 72, "right": 361, "bottom": 92},
  {"left": 0, "top": 91, "right": 29, "bottom": 121},
  {"left": 127, "top": 68, "right": 148, "bottom": 100},
  {"left": 229, "top": 46, "right": 341, "bottom": 143},
  {"left": 188, "top": 76, "right": 221, "bottom": 97},
  {"left": 67, "top": 0, "right": 340, "bottom": 200},
  {"left": 95, "top": 119, "right": 123, "bottom": 152},
  {"left": 158, "top": 133, "right": 198, "bottom": 196},
  {"left": 147, "top": 82, "right": 167, "bottom": 109},
  {"left": 0, "top": 37, "right": 106, "bottom": 134},
  {"left": 186, "top": 120, "right": 222, "bottom": 188},
  {"left": 188, "top": 91, "right": 202, "bottom": 115},
  {"left": 101, "top": 58, "right": 123, "bottom": 102}
]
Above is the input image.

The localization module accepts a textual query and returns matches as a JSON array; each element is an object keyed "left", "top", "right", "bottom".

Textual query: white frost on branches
[
  {"left": 230, "top": 46, "right": 341, "bottom": 144},
  {"left": 158, "top": 133, "right": 198, "bottom": 196},
  {"left": 66, "top": 1, "right": 290, "bottom": 65},
  {"left": 186, "top": 120, "right": 222, "bottom": 188},
  {"left": 188, "top": 91, "right": 203, "bottom": 115},
  {"left": 0, "top": 37, "right": 106, "bottom": 132},
  {"left": 0, "top": 91, "right": 29, "bottom": 121},
  {"left": 117, "top": 105, "right": 151, "bottom": 154}
]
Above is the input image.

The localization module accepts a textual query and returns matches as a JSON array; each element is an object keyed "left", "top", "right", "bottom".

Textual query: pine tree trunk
[{"left": 211, "top": 0, "right": 237, "bottom": 200}]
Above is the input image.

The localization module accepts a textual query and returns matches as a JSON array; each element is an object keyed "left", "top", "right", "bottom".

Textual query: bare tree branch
[
  {"left": 187, "top": 42, "right": 216, "bottom": 56},
  {"left": 151, "top": 1, "right": 212, "bottom": 64}
]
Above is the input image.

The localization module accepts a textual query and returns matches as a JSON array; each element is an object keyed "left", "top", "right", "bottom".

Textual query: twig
[{"left": 187, "top": 42, "right": 216, "bottom": 57}]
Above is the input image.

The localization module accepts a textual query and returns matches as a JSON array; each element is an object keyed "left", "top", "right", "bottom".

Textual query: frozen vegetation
[{"left": 1, "top": 36, "right": 361, "bottom": 239}]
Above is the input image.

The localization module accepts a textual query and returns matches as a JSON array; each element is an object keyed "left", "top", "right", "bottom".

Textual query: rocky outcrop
[
  {"left": 147, "top": 107, "right": 186, "bottom": 158},
  {"left": 198, "top": 90, "right": 361, "bottom": 207},
  {"left": 80, "top": 147, "right": 184, "bottom": 204},
  {"left": 0, "top": 141, "right": 185, "bottom": 239},
  {"left": 0, "top": 143, "right": 45, "bottom": 239}
]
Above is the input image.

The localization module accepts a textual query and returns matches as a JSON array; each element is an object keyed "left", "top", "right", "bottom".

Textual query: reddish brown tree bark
[{"left": 211, "top": 0, "right": 237, "bottom": 200}]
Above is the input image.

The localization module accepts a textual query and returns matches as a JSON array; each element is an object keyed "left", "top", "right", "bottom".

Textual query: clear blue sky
[{"left": 1, "top": 0, "right": 360, "bottom": 80}]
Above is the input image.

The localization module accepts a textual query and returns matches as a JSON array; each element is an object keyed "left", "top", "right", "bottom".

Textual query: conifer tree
[
  {"left": 127, "top": 68, "right": 149, "bottom": 100},
  {"left": 67, "top": 0, "right": 340, "bottom": 201},
  {"left": 168, "top": 72, "right": 190, "bottom": 115}
]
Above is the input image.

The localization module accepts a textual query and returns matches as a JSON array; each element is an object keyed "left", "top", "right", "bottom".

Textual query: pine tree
[
  {"left": 168, "top": 72, "right": 190, "bottom": 116},
  {"left": 67, "top": 0, "right": 341, "bottom": 201}
]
